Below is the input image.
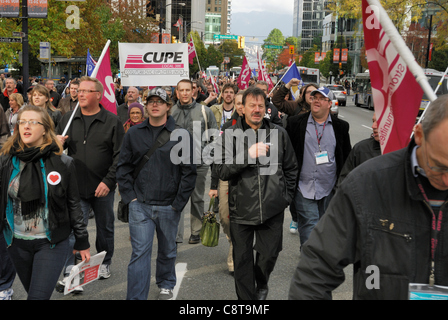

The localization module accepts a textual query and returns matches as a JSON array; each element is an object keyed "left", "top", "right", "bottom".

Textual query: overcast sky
[{"left": 232, "top": 0, "right": 295, "bottom": 15}]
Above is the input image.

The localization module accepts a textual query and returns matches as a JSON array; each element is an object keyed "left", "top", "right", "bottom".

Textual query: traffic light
[
  {"left": 289, "top": 45, "right": 295, "bottom": 55},
  {"left": 238, "top": 36, "right": 245, "bottom": 49},
  {"left": 172, "top": 36, "right": 177, "bottom": 43},
  {"left": 339, "top": 62, "right": 342, "bottom": 69}
]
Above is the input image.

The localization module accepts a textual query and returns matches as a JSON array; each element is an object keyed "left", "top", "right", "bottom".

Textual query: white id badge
[{"left": 315, "top": 151, "right": 329, "bottom": 165}]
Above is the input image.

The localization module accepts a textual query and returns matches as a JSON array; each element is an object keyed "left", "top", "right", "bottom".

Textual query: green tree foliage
[{"left": 262, "top": 28, "right": 284, "bottom": 62}]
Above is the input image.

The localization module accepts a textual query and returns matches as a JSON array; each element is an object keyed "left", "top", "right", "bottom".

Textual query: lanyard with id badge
[{"left": 314, "top": 121, "right": 329, "bottom": 165}]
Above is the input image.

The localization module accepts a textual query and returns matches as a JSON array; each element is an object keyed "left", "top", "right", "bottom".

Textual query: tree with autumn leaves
[
  {"left": 328, "top": 0, "right": 448, "bottom": 71},
  {"left": 0, "top": 0, "right": 158, "bottom": 74}
]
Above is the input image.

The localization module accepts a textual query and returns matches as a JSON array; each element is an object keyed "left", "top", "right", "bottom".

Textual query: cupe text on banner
[{"left": 119, "top": 43, "right": 189, "bottom": 87}]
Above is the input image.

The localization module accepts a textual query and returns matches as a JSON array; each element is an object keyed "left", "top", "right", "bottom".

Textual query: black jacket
[
  {"left": 0, "top": 153, "right": 89, "bottom": 250},
  {"left": 116, "top": 116, "right": 197, "bottom": 212},
  {"left": 289, "top": 140, "right": 448, "bottom": 300},
  {"left": 56, "top": 105, "right": 125, "bottom": 199},
  {"left": 286, "top": 111, "right": 352, "bottom": 183},
  {"left": 217, "top": 117, "right": 298, "bottom": 225},
  {"left": 338, "top": 136, "right": 381, "bottom": 187}
]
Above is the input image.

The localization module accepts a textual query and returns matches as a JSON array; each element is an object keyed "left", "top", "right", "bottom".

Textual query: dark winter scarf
[{"left": 10, "top": 142, "right": 60, "bottom": 220}]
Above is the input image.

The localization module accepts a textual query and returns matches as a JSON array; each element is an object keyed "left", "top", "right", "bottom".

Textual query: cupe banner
[{"left": 119, "top": 43, "right": 189, "bottom": 87}]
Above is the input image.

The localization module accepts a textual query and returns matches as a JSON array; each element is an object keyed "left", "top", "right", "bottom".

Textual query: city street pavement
[{"left": 10, "top": 97, "right": 373, "bottom": 300}]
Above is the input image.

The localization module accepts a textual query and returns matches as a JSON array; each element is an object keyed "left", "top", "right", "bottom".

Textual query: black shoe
[
  {"left": 256, "top": 288, "right": 269, "bottom": 300},
  {"left": 188, "top": 234, "right": 200, "bottom": 244}
]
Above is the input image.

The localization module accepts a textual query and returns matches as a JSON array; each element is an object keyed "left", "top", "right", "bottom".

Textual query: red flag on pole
[
  {"left": 237, "top": 56, "right": 251, "bottom": 90},
  {"left": 188, "top": 36, "right": 197, "bottom": 65},
  {"left": 257, "top": 50, "right": 274, "bottom": 90},
  {"left": 362, "top": 0, "right": 423, "bottom": 154},
  {"left": 92, "top": 46, "right": 117, "bottom": 115}
]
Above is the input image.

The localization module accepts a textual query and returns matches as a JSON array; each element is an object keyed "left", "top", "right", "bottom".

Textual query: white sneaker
[
  {"left": 99, "top": 264, "right": 111, "bottom": 279},
  {"left": 158, "top": 288, "right": 174, "bottom": 300},
  {"left": 55, "top": 277, "right": 84, "bottom": 294},
  {"left": 0, "top": 288, "right": 13, "bottom": 300},
  {"left": 290, "top": 221, "right": 298, "bottom": 234}
]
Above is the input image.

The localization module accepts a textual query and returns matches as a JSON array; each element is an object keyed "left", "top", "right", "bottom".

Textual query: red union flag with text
[
  {"left": 237, "top": 56, "right": 251, "bottom": 90},
  {"left": 188, "top": 36, "right": 197, "bottom": 65},
  {"left": 94, "top": 47, "right": 117, "bottom": 115},
  {"left": 362, "top": 0, "right": 423, "bottom": 154}
]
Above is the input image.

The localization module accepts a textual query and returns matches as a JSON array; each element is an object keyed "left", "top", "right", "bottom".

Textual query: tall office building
[
  {"left": 204, "top": 0, "right": 231, "bottom": 44},
  {"left": 293, "top": 0, "right": 331, "bottom": 51},
  {"left": 146, "top": 0, "right": 205, "bottom": 42}
]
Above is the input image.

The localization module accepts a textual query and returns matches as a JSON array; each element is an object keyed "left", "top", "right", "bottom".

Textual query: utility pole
[
  {"left": 22, "top": 0, "right": 29, "bottom": 93},
  {"left": 425, "top": 14, "right": 432, "bottom": 69}
]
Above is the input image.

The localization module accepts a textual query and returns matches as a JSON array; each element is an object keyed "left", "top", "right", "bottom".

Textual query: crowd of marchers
[{"left": 1, "top": 71, "right": 448, "bottom": 301}]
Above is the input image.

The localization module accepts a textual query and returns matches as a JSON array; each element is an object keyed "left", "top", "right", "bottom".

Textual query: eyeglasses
[
  {"left": 77, "top": 89, "right": 99, "bottom": 94},
  {"left": 311, "top": 96, "right": 330, "bottom": 102},
  {"left": 424, "top": 142, "right": 448, "bottom": 173},
  {"left": 17, "top": 120, "right": 44, "bottom": 127},
  {"left": 147, "top": 100, "right": 165, "bottom": 106}
]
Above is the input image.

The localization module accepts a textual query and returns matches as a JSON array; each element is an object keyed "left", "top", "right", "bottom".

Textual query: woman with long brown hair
[
  {"left": 30, "top": 84, "right": 62, "bottom": 128},
  {"left": 0, "top": 105, "right": 90, "bottom": 300}
]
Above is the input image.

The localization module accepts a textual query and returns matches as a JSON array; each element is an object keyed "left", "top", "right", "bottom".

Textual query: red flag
[
  {"left": 237, "top": 56, "right": 251, "bottom": 90},
  {"left": 174, "top": 17, "right": 183, "bottom": 31},
  {"left": 209, "top": 72, "right": 219, "bottom": 94},
  {"left": 93, "top": 47, "right": 117, "bottom": 115},
  {"left": 188, "top": 36, "right": 197, "bottom": 65},
  {"left": 257, "top": 50, "right": 274, "bottom": 90},
  {"left": 362, "top": 0, "right": 423, "bottom": 154}
]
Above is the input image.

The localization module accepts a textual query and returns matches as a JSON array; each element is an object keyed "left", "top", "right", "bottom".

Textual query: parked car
[{"left": 325, "top": 85, "right": 347, "bottom": 106}]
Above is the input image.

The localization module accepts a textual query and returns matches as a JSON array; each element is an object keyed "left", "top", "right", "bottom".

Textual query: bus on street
[
  {"left": 353, "top": 71, "right": 373, "bottom": 109},
  {"left": 298, "top": 67, "right": 320, "bottom": 86}
]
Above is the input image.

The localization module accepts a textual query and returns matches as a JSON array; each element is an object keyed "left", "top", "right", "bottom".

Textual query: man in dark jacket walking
[
  {"left": 56, "top": 76, "right": 124, "bottom": 282},
  {"left": 217, "top": 86, "right": 298, "bottom": 300},
  {"left": 289, "top": 94, "right": 448, "bottom": 300},
  {"left": 117, "top": 87, "right": 197, "bottom": 300}
]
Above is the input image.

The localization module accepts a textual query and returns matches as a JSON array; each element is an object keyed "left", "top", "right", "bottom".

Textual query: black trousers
[{"left": 230, "top": 212, "right": 284, "bottom": 300}]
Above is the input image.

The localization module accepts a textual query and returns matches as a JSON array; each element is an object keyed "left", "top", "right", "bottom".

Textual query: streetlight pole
[
  {"left": 158, "top": 2, "right": 185, "bottom": 43},
  {"left": 22, "top": 0, "right": 29, "bottom": 93}
]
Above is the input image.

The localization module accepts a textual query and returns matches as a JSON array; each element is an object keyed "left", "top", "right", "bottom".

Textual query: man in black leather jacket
[
  {"left": 217, "top": 86, "right": 298, "bottom": 300},
  {"left": 289, "top": 94, "right": 448, "bottom": 300}
]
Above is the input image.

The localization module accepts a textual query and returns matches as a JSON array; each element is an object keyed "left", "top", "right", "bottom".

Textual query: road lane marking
[{"left": 173, "top": 263, "right": 187, "bottom": 300}]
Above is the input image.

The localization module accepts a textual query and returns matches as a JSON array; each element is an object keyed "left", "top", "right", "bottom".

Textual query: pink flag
[
  {"left": 362, "top": 0, "right": 422, "bottom": 154},
  {"left": 257, "top": 50, "right": 274, "bottom": 90},
  {"left": 237, "top": 56, "right": 251, "bottom": 90},
  {"left": 209, "top": 72, "right": 219, "bottom": 94},
  {"left": 188, "top": 36, "right": 197, "bottom": 65},
  {"left": 93, "top": 47, "right": 117, "bottom": 115}
]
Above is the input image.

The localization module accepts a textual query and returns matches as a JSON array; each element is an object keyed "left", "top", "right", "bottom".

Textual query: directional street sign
[
  {"left": 213, "top": 34, "right": 238, "bottom": 40},
  {"left": 265, "top": 45, "right": 283, "bottom": 49},
  {"left": 0, "top": 37, "right": 22, "bottom": 43},
  {"left": 12, "top": 32, "right": 25, "bottom": 38}
]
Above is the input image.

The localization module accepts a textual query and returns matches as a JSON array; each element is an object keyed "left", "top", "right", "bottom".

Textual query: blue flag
[
  {"left": 281, "top": 62, "right": 302, "bottom": 100},
  {"left": 86, "top": 49, "right": 97, "bottom": 76}
]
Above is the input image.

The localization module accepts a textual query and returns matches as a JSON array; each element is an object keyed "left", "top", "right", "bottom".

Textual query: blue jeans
[
  {"left": 126, "top": 201, "right": 180, "bottom": 300},
  {"left": 8, "top": 238, "right": 69, "bottom": 300},
  {"left": 293, "top": 190, "right": 333, "bottom": 246}
]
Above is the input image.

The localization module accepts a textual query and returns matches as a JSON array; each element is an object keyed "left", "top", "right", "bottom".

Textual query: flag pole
[
  {"left": 366, "top": 0, "right": 437, "bottom": 103},
  {"left": 62, "top": 40, "right": 111, "bottom": 137},
  {"left": 269, "top": 62, "right": 296, "bottom": 96}
]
